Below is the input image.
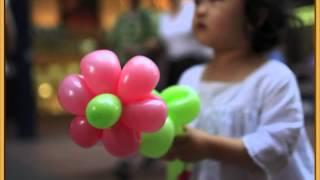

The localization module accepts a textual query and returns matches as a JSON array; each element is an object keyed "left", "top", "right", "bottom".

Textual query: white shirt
[
  {"left": 179, "top": 60, "right": 314, "bottom": 180},
  {"left": 159, "top": 2, "right": 212, "bottom": 60}
]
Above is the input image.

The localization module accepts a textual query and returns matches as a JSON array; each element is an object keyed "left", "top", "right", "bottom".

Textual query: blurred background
[{"left": 4, "top": 0, "right": 315, "bottom": 180}]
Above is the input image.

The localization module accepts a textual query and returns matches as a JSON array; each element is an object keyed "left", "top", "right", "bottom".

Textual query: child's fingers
[
  {"left": 173, "top": 134, "right": 189, "bottom": 146},
  {"left": 161, "top": 154, "right": 176, "bottom": 161},
  {"left": 161, "top": 141, "right": 181, "bottom": 160},
  {"left": 161, "top": 128, "right": 194, "bottom": 161},
  {"left": 161, "top": 148, "right": 178, "bottom": 161}
]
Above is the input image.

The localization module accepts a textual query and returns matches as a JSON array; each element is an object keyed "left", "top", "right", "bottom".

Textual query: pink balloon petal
[
  {"left": 145, "top": 93, "right": 162, "bottom": 101},
  {"left": 58, "top": 74, "right": 94, "bottom": 115},
  {"left": 122, "top": 98, "right": 167, "bottom": 133},
  {"left": 101, "top": 122, "right": 140, "bottom": 157},
  {"left": 118, "top": 56, "right": 160, "bottom": 103},
  {"left": 80, "top": 50, "right": 121, "bottom": 94},
  {"left": 69, "top": 116, "right": 102, "bottom": 148}
]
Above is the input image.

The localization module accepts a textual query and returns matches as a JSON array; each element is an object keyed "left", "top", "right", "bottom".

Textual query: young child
[{"left": 163, "top": 0, "right": 314, "bottom": 179}]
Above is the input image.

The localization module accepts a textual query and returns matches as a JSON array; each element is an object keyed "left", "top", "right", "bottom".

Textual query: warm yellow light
[
  {"left": 38, "top": 83, "right": 53, "bottom": 99},
  {"left": 99, "top": 0, "right": 124, "bottom": 31},
  {"left": 32, "top": 0, "right": 60, "bottom": 28}
]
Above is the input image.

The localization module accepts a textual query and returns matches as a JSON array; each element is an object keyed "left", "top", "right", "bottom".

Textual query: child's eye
[
  {"left": 195, "top": 0, "right": 221, "bottom": 6},
  {"left": 195, "top": 0, "right": 201, "bottom": 5},
  {"left": 209, "top": 0, "right": 222, "bottom": 3}
]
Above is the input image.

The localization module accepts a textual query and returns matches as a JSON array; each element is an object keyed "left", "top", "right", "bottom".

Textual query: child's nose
[{"left": 196, "top": 3, "right": 208, "bottom": 17}]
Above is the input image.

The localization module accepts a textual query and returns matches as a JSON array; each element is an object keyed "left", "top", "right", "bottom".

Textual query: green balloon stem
[
  {"left": 159, "top": 86, "right": 201, "bottom": 180},
  {"left": 166, "top": 160, "right": 185, "bottom": 180},
  {"left": 167, "top": 160, "right": 193, "bottom": 180}
]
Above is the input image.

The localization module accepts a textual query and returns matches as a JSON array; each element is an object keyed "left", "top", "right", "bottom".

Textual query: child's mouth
[{"left": 195, "top": 22, "right": 207, "bottom": 30}]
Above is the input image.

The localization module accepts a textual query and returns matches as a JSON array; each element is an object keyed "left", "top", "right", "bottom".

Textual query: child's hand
[{"left": 162, "top": 127, "right": 210, "bottom": 162}]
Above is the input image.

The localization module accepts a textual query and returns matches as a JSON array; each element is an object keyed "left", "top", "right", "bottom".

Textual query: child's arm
[{"left": 163, "top": 127, "right": 261, "bottom": 171}]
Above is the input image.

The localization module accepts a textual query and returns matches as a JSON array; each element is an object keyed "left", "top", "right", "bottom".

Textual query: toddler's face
[{"left": 192, "top": 0, "right": 248, "bottom": 50}]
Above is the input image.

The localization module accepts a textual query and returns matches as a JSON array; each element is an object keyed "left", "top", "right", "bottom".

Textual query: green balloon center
[{"left": 86, "top": 94, "right": 122, "bottom": 129}]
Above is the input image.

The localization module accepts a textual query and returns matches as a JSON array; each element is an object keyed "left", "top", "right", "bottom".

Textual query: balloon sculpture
[
  {"left": 58, "top": 50, "right": 167, "bottom": 157},
  {"left": 58, "top": 49, "right": 201, "bottom": 179}
]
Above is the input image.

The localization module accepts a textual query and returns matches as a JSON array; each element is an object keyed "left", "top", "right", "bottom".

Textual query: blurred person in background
[
  {"left": 5, "top": 0, "right": 16, "bottom": 57},
  {"left": 5, "top": 0, "right": 37, "bottom": 139},
  {"left": 107, "top": 0, "right": 159, "bottom": 65},
  {"left": 158, "top": 0, "right": 212, "bottom": 88}
]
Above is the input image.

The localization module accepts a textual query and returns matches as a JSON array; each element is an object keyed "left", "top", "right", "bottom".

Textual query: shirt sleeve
[{"left": 242, "top": 72, "right": 304, "bottom": 177}]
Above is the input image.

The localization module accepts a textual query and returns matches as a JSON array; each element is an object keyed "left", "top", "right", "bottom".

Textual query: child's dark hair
[{"left": 245, "top": 0, "right": 298, "bottom": 54}]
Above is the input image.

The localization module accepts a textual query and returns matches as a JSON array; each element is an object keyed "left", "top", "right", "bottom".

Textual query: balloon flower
[{"left": 58, "top": 50, "right": 168, "bottom": 157}]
